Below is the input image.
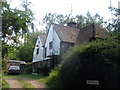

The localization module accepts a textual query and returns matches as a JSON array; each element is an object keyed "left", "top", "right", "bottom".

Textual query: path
[
  {"left": 5, "top": 78, "right": 22, "bottom": 88},
  {"left": 5, "top": 77, "right": 48, "bottom": 89},
  {"left": 22, "top": 78, "right": 47, "bottom": 88}
]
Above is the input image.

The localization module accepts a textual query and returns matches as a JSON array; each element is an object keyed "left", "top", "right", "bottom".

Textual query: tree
[
  {"left": 76, "top": 12, "right": 106, "bottom": 29},
  {"left": 107, "top": 4, "right": 119, "bottom": 32},
  {"left": 2, "top": 1, "right": 34, "bottom": 44},
  {"left": 41, "top": 13, "right": 71, "bottom": 31},
  {"left": 41, "top": 12, "right": 107, "bottom": 31},
  {"left": 16, "top": 32, "right": 40, "bottom": 62},
  {"left": 2, "top": 0, "right": 35, "bottom": 59}
]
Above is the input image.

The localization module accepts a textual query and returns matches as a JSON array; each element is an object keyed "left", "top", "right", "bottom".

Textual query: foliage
[
  {"left": 2, "top": 1, "right": 35, "bottom": 44},
  {"left": 46, "top": 65, "right": 61, "bottom": 88},
  {"left": 41, "top": 12, "right": 107, "bottom": 31},
  {"left": 107, "top": 6, "right": 119, "bottom": 32},
  {"left": 41, "top": 13, "right": 71, "bottom": 31},
  {"left": 46, "top": 38, "right": 120, "bottom": 88},
  {"left": 76, "top": 12, "right": 106, "bottom": 29},
  {"left": 2, "top": 0, "right": 35, "bottom": 62},
  {"left": 2, "top": 44, "right": 19, "bottom": 60},
  {"left": 16, "top": 32, "right": 40, "bottom": 62},
  {"left": 2, "top": 59, "right": 8, "bottom": 74},
  {"left": 2, "top": 77, "right": 9, "bottom": 88},
  {"left": 24, "top": 64, "right": 32, "bottom": 74}
]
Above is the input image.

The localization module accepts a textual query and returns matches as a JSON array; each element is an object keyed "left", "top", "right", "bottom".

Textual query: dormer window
[{"left": 49, "top": 41, "right": 52, "bottom": 49}]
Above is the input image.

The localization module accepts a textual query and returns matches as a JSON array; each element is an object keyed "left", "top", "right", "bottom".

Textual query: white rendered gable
[
  {"left": 32, "top": 36, "right": 44, "bottom": 63},
  {"left": 44, "top": 25, "right": 60, "bottom": 58}
]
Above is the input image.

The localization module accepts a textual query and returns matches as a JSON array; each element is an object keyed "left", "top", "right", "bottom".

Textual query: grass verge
[{"left": 2, "top": 77, "right": 9, "bottom": 88}]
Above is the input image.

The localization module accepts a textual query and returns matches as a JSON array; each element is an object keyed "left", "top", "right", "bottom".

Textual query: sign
[{"left": 86, "top": 80, "right": 99, "bottom": 85}]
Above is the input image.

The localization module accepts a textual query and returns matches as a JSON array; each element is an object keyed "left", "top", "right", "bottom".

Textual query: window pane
[{"left": 49, "top": 41, "right": 52, "bottom": 49}]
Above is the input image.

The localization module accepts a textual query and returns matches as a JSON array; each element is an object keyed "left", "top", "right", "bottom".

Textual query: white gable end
[
  {"left": 44, "top": 25, "right": 60, "bottom": 58},
  {"left": 53, "top": 29, "right": 60, "bottom": 55},
  {"left": 32, "top": 36, "right": 44, "bottom": 63}
]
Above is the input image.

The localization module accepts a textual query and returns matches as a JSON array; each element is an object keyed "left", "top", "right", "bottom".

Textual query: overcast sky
[{"left": 9, "top": 0, "right": 120, "bottom": 30}]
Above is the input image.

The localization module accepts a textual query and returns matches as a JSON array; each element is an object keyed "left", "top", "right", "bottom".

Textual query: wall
[
  {"left": 32, "top": 36, "right": 44, "bottom": 62},
  {"left": 44, "top": 25, "right": 60, "bottom": 59},
  {"left": 60, "top": 41, "right": 74, "bottom": 54}
]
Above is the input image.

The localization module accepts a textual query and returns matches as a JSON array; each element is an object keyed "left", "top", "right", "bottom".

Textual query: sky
[{"left": 8, "top": 0, "right": 120, "bottom": 30}]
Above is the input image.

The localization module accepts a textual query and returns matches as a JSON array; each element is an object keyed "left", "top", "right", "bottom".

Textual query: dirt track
[
  {"left": 5, "top": 77, "right": 47, "bottom": 89},
  {"left": 5, "top": 78, "right": 22, "bottom": 88}
]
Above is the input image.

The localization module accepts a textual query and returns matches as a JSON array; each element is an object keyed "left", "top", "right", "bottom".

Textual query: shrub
[
  {"left": 46, "top": 38, "right": 120, "bottom": 88},
  {"left": 2, "top": 77, "right": 9, "bottom": 88},
  {"left": 24, "top": 64, "right": 32, "bottom": 74},
  {"left": 46, "top": 65, "right": 61, "bottom": 88},
  {"left": 59, "top": 39, "right": 120, "bottom": 88}
]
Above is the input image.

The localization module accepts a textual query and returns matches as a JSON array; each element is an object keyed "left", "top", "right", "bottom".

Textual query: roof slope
[
  {"left": 76, "top": 23, "right": 108, "bottom": 44},
  {"left": 38, "top": 33, "right": 47, "bottom": 45},
  {"left": 53, "top": 24, "right": 80, "bottom": 44}
]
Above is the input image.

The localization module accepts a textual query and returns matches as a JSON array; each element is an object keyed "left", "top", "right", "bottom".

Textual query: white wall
[
  {"left": 53, "top": 29, "right": 60, "bottom": 55},
  {"left": 32, "top": 36, "right": 44, "bottom": 63},
  {"left": 44, "top": 25, "right": 60, "bottom": 59}
]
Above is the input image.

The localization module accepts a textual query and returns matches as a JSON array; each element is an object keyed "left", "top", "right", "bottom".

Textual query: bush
[
  {"left": 2, "top": 59, "right": 8, "bottom": 74},
  {"left": 59, "top": 39, "right": 120, "bottom": 88},
  {"left": 24, "top": 64, "right": 32, "bottom": 74},
  {"left": 46, "top": 38, "right": 120, "bottom": 88},
  {"left": 2, "top": 77, "right": 9, "bottom": 88},
  {"left": 46, "top": 65, "right": 61, "bottom": 88}
]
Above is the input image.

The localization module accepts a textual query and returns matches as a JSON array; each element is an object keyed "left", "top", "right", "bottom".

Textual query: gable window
[
  {"left": 38, "top": 41, "right": 40, "bottom": 44},
  {"left": 45, "top": 47, "right": 47, "bottom": 57},
  {"left": 36, "top": 48, "right": 39, "bottom": 55},
  {"left": 49, "top": 41, "right": 52, "bottom": 49}
]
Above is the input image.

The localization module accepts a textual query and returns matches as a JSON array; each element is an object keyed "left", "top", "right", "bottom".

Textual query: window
[
  {"left": 38, "top": 41, "right": 40, "bottom": 44},
  {"left": 45, "top": 47, "right": 47, "bottom": 57},
  {"left": 49, "top": 41, "right": 52, "bottom": 49},
  {"left": 36, "top": 48, "right": 39, "bottom": 55}
]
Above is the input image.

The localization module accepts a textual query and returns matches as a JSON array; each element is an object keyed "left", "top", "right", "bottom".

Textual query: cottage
[
  {"left": 32, "top": 22, "right": 108, "bottom": 73},
  {"left": 32, "top": 33, "right": 47, "bottom": 73}
]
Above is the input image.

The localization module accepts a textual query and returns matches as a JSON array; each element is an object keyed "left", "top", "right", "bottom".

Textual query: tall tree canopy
[
  {"left": 41, "top": 12, "right": 107, "bottom": 31},
  {"left": 2, "top": 1, "right": 35, "bottom": 44},
  {"left": 2, "top": 0, "right": 35, "bottom": 59}
]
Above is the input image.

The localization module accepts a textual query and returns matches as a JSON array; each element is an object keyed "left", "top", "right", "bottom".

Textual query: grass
[
  {"left": 2, "top": 77, "right": 9, "bottom": 89},
  {"left": 17, "top": 79, "right": 35, "bottom": 89}
]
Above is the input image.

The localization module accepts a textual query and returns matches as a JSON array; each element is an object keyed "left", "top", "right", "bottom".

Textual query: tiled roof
[
  {"left": 39, "top": 33, "right": 47, "bottom": 45},
  {"left": 53, "top": 24, "right": 80, "bottom": 44},
  {"left": 76, "top": 23, "right": 108, "bottom": 44}
]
